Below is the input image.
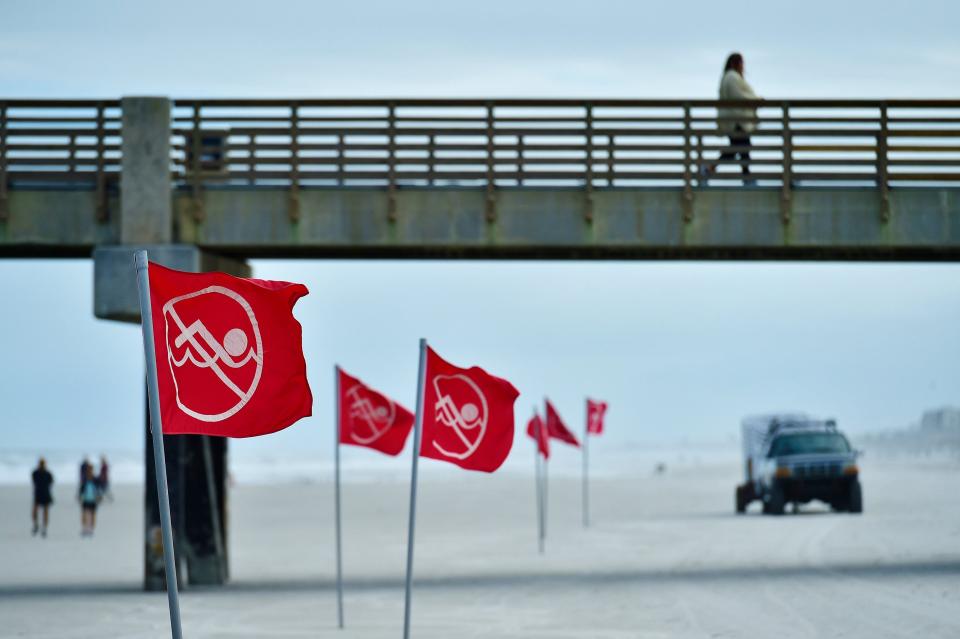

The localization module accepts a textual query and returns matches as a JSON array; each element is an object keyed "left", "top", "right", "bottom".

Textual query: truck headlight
[
  {"left": 843, "top": 464, "right": 859, "bottom": 476},
  {"left": 774, "top": 466, "right": 792, "bottom": 479}
]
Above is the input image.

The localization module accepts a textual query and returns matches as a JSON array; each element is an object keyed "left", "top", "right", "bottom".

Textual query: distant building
[{"left": 919, "top": 407, "right": 960, "bottom": 434}]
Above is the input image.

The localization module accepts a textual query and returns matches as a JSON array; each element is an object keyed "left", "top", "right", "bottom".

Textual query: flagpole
[
  {"left": 534, "top": 408, "right": 544, "bottom": 554},
  {"left": 583, "top": 400, "right": 589, "bottom": 528},
  {"left": 134, "top": 250, "right": 183, "bottom": 639},
  {"left": 334, "top": 365, "right": 344, "bottom": 629},
  {"left": 542, "top": 399, "right": 549, "bottom": 540},
  {"left": 403, "top": 338, "right": 428, "bottom": 639}
]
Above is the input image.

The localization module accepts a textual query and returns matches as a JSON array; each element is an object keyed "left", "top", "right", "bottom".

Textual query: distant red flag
[
  {"left": 545, "top": 399, "right": 580, "bottom": 448},
  {"left": 526, "top": 413, "right": 550, "bottom": 459},
  {"left": 147, "top": 262, "right": 312, "bottom": 438},
  {"left": 420, "top": 346, "right": 519, "bottom": 473},
  {"left": 587, "top": 399, "right": 608, "bottom": 436},
  {"left": 338, "top": 367, "right": 414, "bottom": 456}
]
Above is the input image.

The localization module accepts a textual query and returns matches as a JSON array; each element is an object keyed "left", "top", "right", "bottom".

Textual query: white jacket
[{"left": 718, "top": 69, "right": 759, "bottom": 135}]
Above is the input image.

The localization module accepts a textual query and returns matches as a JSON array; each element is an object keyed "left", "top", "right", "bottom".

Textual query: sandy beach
[{"left": 2, "top": 458, "right": 959, "bottom": 638}]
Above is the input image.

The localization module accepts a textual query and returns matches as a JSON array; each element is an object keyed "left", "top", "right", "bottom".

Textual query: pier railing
[
  {"left": 2, "top": 98, "right": 959, "bottom": 221},
  {"left": 0, "top": 100, "right": 121, "bottom": 221}
]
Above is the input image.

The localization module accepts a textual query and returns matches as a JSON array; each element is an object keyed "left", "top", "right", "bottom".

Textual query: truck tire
[
  {"left": 735, "top": 486, "right": 747, "bottom": 514},
  {"left": 848, "top": 480, "right": 863, "bottom": 514},
  {"left": 764, "top": 483, "right": 786, "bottom": 516}
]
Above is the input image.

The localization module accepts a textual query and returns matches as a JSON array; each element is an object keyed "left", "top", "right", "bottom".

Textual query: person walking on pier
[
  {"left": 31, "top": 458, "right": 54, "bottom": 537},
  {"left": 79, "top": 464, "right": 102, "bottom": 536},
  {"left": 702, "top": 52, "right": 760, "bottom": 185}
]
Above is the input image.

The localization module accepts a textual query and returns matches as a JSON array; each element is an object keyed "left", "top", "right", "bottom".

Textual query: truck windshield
[{"left": 768, "top": 432, "right": 850, "bottom": 457}]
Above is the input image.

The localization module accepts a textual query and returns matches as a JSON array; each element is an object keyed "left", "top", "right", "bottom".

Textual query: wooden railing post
[
  {"left": 427, "top": 134, "right": 435, "bottom": 186},
  {"left": 584, "top": 103, "right": 594, "bottom": 223},
  {"left": 191, "top": 103, "right": 203, "bottom": 222},
  {"left": 696, "top": 132, "right": 705, "bottom": 186},
  {"left": 878, "top": 102, "right": 890, "bottom": 222},
  {"left": 608, "top": 134, "right": 615, "bottom": 187},
  {"left": 247, "top": 134, "right": 256, "bottom": 186},
  {"left": 387, "top": 102, "right": 397, "bottom": 222},
  {"left": 68, "top": 134, "right": 77, "bottom": 175},
  {"left": 485, "top": 101, "right": 496, "bottom": 223},
  {"left": 781, "top": 102, "right": 792, "bottom": 225},
  {"left": 682, "top": 102, "right": 693, "bottom": 223},
  {"left": 95, "top": 102, "right": 107, "bottom": 223},
  {"left": 0, "top": 102, "right": 7, "bottom": 222},
  {"left": 517, "top": 135, "right": 524, "bottom": 186},
  {"left": 337, "top": 133, "right": 345, "bottom": 186},
  {"left": 289, "top": 102, "right": 300, "bottom": 222}
]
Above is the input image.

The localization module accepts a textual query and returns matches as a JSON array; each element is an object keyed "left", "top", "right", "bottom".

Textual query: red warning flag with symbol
[
  {"left": 545, "top": 399, "right": 580, "bottom": 447},
  {"left": 587, "top": 399, "right": 608, "bottom": 435},
  {"left": 526, "top": 413, "right": 550, "bottom": 459},
  {"left": 147, "top": 262, "right": 313, "bottom": 438},
  {"left": 338, "top": 367, "right": 414, "bottom": 456},
  {"left": 419, "top": 346, "right": 519, "bottom": 473}
]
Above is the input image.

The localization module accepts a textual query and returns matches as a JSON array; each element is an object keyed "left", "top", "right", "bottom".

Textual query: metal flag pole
[
  {"left": 542, "top": 399, "right": 549, "bottom": 540},
  {"left": 583, "top": 399, "right": 590, "bottom": 528},
  {"left": 534, "top": 408, "right": 544, "bottom": 554},
  {"left": 134, "top": 250, "right": 184, "bottom": 639},
  {"left": 402, "top": 338, "right": 428, "bottom": 639},
  {"left": 334, "top": 365, "right": 344, "bottom": 629}
]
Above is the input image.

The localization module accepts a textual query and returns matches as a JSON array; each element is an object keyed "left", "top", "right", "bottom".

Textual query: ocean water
[{"left": 0, "top": 441, "right": 741, "bottom": 486}]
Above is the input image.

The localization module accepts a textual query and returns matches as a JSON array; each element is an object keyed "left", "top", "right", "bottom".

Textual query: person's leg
[
  {"left": 41, "top": 505, "right": 49, "bottom": 536},
  {"left": 89, "top": 507, "right": 97, "bottom": 534},
  {"left": 739, "top": 135, "right": 752, "bottom": 176},
  {"left": 32, "top": 502, "right": 39, "bottom": 535},
  {"left": 81, "top": 506, "right": 88, "bottom": 534}
]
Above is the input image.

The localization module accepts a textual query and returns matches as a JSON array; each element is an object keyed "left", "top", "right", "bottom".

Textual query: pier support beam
[{"left": 95, "top": 97, "right": 249, "bottom": 590}]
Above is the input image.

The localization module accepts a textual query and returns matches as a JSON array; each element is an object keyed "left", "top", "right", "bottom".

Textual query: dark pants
[{"left": 719, "top": 125, "right": 751, "bottom": 175}]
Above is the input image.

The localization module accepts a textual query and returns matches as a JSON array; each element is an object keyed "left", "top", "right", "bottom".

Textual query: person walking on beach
[
  {"left": 78, "top": 464, "right": 101, "bottom": 536},
  {"left": 79, "top": 456, "right": 92, "bottom": 486},
  {"left": 97, "top": 455, "right": 112, "bottom": 502},
  {"left": 702, "top": 52, "right": 760, "bottom": 185},
  {"left": 31, "top": 458, "right": 54, "bottom": 537}
]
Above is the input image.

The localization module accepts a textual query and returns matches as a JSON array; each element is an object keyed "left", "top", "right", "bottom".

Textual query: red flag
[
  {"left": 545, "top": 399, "right": 580, "bottom": 447},
  {"left": 338, "top": 367, "right": 414, "bottom": 456},
  {"left": 587, "top": 399, "right": 608, "bottom": 436},
  {"left": 419, "top": 346, "right": 519, "bottom": 473},
  {"left": 148, "top": 263, "right": 312, "bottom": 437},
  {"left": 526, "top": 413, "right": 550, "bottom": 459}
]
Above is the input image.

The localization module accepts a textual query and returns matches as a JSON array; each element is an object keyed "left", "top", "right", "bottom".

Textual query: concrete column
[{"left": 121, "top": 97, "right": 172, "bottom": 244}]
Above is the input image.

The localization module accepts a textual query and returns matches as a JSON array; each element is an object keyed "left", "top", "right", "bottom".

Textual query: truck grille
[{"left": 792, "top": 462, "right": 842, "bottom": 478}]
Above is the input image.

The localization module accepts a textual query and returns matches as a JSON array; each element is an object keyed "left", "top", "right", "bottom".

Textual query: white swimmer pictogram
[{"left": 162, "top": 286, "right": 263, "bottom": 422}]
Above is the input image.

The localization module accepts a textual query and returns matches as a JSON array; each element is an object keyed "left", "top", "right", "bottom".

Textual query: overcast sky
[{"left": 1, "top": 0, "right": 959, "bottom": 467}]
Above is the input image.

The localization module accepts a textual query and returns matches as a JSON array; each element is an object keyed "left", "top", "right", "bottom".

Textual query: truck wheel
[
  {"left": 848, "top": 480, "right": 863, "bottom": 514},
  {"left": 765, "top": 483, "right": 785, "bottom": 516},
  {"left": 736, "top": 486, "right": 747, "bottom": 514}
]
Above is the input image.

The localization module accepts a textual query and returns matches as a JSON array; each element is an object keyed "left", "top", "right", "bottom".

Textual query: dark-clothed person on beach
[{"left": 31, "top": 458, "right": 54, "bottom": 537}]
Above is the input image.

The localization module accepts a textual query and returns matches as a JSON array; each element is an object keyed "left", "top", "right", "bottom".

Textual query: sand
[{"left": 1, "top": 459, "right": 959, "bottom": 638}]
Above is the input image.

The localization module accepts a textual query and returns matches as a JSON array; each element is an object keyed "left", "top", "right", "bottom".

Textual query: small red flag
[
  {"left": 526, "top": 413, "right": 550, "bottom": 459},
  {"left": 587, "top": 399, "right": 608, "bottom": 436},
  {"left": 338, "top": 367, "right": 414, "bottom": 456},
  {"left": 545, "top": 399, "right": 580, "bottom": 448},
  {"left": 148, "top": 263, "right": 312, "bottom": 437},
  {"left": 419, "top": 346, "right": 519, "bottom": 473}
]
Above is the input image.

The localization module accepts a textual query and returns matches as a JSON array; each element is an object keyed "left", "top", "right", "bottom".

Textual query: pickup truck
[{"left": 736, "top": 414, "right": 862, "bottom": 515}]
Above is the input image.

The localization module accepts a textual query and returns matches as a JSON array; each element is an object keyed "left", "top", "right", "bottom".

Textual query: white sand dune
[{"left": 1, "top": 459, "right": 958, "bottom": 638}]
